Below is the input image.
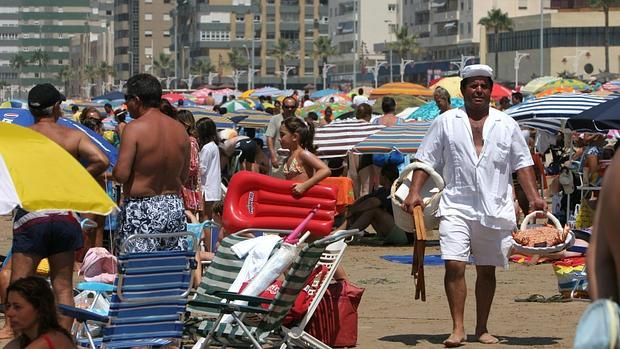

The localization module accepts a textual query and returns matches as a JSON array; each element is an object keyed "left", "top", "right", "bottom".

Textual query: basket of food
[{"left": 512, "top": 211, "right": 575, "bottom": 255}]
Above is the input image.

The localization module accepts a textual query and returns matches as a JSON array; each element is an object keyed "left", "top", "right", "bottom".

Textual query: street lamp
[
  {"left": 207, "top": 72, "right": 219, "bottom": 86},
  {"left": 188, "top": 74, "right": 199, "bottom": 90},
  {"left": 248, "top": 68, "right": 259, "bottom": 90},
  {"left": 322, "top": 63, "right": 336, "bottom": 90},
  {"left": 449, "top": 55, "right": 476, "bottom": 75},
  {"left": 227, "top": 69, "right": 246, "bottom": 91},
  {"left": 165, "top": 76, "right": 176, "bottom": 90},
  {"left": 385, "top": 19, "right": 394, "bottom": 83},
  {"left": 368, "top": 61, "right": 387, "bottom": 88},
  {"left": 514, "top": 51, "right": 530, "bottom": 89},
  {"left": 282, "top": 65, "right": 295, "bottom": 90},
  {"left": 400, "top": 59, "right": 415, "bottom": 82}
]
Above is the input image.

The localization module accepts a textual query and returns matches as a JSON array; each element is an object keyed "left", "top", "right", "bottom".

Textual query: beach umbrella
[
  {"left": 226, "top": 109, "right": 271, "bottom": 124},
  {"left": 406, "top": 98, "right": 464, "bottom": 121},
  {"left": 429, "top": 76, "right": 463, "bottom": 98},
  {"left": 317, "top": 93, "right": 351, "bottom": 104},
  {"left": 0, "top": 100, "right": 27, "bottom": 109},
  {"left": 521, "top": 76, "right": 561, "bottom": 94},
  {"left": 162, "top": 93, "right": 185, "bottom": 103},
  {"left": 310, "top": 89, "right": 340, "bottom": 99},
  {"left": 0, "top": 108, "right": 118, "bottom": 166},
  {"left": 533, "top": 78, "right": 591, "bottom": 96},
  {"left": 369, "top": 82, "right": 433, "bottom": 99},
  {"left": 601, "top": 80, "right": 620, "bottom": 92},
  {"left": 194, "top": 115, "right": 235, "bottom": 129},
  {"left": 505, "top": 94, "right": 608, "bottom": 133},
  {"left": 251, "top": 87, "right": 284, "bottom": 97},
  {"left": 219, "top": 100, "right": 250, "bottom": 112},
  {"left": 92, "top": 91, "right": 124, "bottom": 101},
  {"left": 237, "top": 113, "right": 273, "bottom": 128},
  {"left": 0, "top": 123, "right": 117, "bottom": 215},
  {"left": 371, "top": 94, "right": 426, "bottom": 115},
  {"left": 313, "top": 118, "right": 384, "bottom": 159},
  {"left": 352, "top": 122, "right": 432, "bottom": 154},
  {"left": 299, "top": 103, "right": 354, "bottom": 120},
  {"left": 491, "top": 82, "right": 512, "bottom": 100},
  {"left": 567, "top": 95, "right": 620, "bottom": 132}
]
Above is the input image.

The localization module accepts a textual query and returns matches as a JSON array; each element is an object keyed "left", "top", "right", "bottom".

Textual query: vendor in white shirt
[{"left": 402, "top": 64, "right": 546, "bottom": 347}]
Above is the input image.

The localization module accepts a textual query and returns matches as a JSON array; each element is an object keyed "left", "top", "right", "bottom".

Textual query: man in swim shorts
[
  {"left": 12, "top": 83, "right": 109, "bottom": 331},
  {"left": 113, "top": 74, "right": 190, "bottom": 253},
  {"left": 403, "top": 65, "right": 547, "bottom": 347}
]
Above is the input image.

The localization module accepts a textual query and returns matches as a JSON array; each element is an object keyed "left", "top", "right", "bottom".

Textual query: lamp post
[
  {"left": 188, "top": 74, "right": 199, "bottom": 90},
  {"left": 449, "top": 55, "right": 476, "bottom": 75},
  {"left": 227, "top": 69, "right": 246, "bottom": 91},
  {"left": 242, "top": 44, "right": 252, "bottom": 89},
  {"left": 385, "top": 20, "right": 394, "bottom": 83},
  {"left": 400, "top": 59, "right": 415, "bottom": 82},
  {"left": 322, "top": 63, "right": 336, "bottom": 90},
  {"left": 207, "top": 72, "right": 218, "bottom": 85},
  {"left": 165, "top": 76, "right": 176, "bottom": 90},
  {"left": 368, "top": 61, "right": 387, "bottom": 88},
  {"left": 128, "top": 51, "right": 134, "bottom": 78},
  {"left": 514, "top": 51, "right": 530, "bottom": 89},
  {"left": 282, "top": 65, "right": 295, "bottom": 90},
  {"left": 248, "top": 68, "right": 259, "bottom": 90}
]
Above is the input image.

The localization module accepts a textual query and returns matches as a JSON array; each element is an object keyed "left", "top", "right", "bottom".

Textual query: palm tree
[
  {"left": 226, "top": 49, "right": 248, "bottom": 71},
  {"left": 190, "top": 59, "right": 215, "bottom": 88},
  {"left": 29, "top": 49, "right": 49, "bottom": 78},
  {"left": 153, "top": 53, "right": 173, "bottom": 78},
  {"left": 313, "top": 36, "right": 338, "bottom": 75},
  {"left": 478, "top": 8, "right": 513, "bottom": 75},
  {"left": 56, "top": 65, "right": 73, "bottom": 95},
  {"left": 388, "top": 26, "right": 420, "bottom": 60},
  {"left": 589, "top": 0, "right": 620, "bottom": 72},
  {"left": 84, "top": 64, "right": 99, "bottom": 98},
  {"left": 97, "top": 62, "right": 115, "bottom": 93},
  {"left": 271, "top": 39, "right": 294, "bottom": 76},
  {"left": 9, "top": 54, "right": 27, "bottom": 96}
]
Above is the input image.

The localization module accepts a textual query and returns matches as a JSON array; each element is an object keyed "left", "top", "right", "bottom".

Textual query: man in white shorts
[{"left": 403, "top": 64, "right": 546, "bottom": 347}]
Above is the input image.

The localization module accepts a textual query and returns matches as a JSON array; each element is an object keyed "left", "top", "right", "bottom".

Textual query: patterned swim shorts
[{"left": 115, "top": 194, "right": 189, "bottom": 253}]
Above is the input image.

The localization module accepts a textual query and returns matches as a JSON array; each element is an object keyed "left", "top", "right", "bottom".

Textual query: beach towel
[{"left": 381, "top": 254, "right": 446, "bottom": 266}]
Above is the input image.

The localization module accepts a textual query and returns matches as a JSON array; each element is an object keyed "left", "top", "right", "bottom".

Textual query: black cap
[{"left": 28, "top": 83, "right": 66, "bottom": 109}]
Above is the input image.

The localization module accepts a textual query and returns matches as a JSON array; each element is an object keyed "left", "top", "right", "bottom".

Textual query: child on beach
[
  {"left": 196, "top": 117, "right": 222, "bottom": 221},
  {"left": 279, "top": 117, "right": 331, "bottom": 196}
]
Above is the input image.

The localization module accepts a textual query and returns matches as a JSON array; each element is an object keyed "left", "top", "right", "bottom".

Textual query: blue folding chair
[{"left": 59, "top": 232, "right": 197, "bottom": 349}]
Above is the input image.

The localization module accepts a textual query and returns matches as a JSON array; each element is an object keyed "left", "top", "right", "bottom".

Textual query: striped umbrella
[
  {"left": 193, "top": 114, "right": 235, "bottom": 129},
  {"left": 227, "top": 109, "right": 271, "bottom": 124},
  {"left": 314, "top": 118, "right": 385, "bottom": 159},
  {"left": 237, "top": 113, "right": 273, "bottom": 128},
  {"left": 505, "top": 93, "right": 608, "bottom": 133},
  {"left": 299, "top": 103, "right": 354, "bottom": 119},
  {"left": 352, "top": 121, "right": 432, "bottom": 154},
  {"left": 602, "top": 80, "right": 620, "bottom": 92}
]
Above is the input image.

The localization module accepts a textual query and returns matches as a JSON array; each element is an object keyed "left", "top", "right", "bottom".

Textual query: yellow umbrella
[
  {"left": 0, "top": 123, "right": 117, "bottom": 215},
  {"left": 239, "top": 89, "right": 255, "bottom": 99},
  {"left": 429, "top": 76, "right": 463, "bottom": 98}
]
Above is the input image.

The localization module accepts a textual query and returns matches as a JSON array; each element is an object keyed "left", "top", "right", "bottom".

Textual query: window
[
  {"left": 163, "top": 30, "right": 170, "bottom": 37},
  {"left": 236, "top": 14, "right": 244, "bottom": 22},
  {"left": 57, "top": 7, "right": 63, "bottom": 13},
  {"left": 145, "top": 47, "right": 153, "bottom": 55},
  {"left": 236, "top": 32, "right": 244, "bottom": 39},
  {"left": 254, "top": 15, "right": 260, "bottom": 22},
  {"left": 144, "top": 13, "right": 152, "bottom": 20},
  {"left": 145, "top": 0, "right": 152, "bottom": 3},
  {"left": 518, "top": 0, "right": 527, "bottom": 9},
  {"left": 388, "top": 3, "right": 397, "bottom": 12},
  {"left": 163, "top": 14, "right": 171, "bottom": 21},
  {"left": 145, "top": 30, "right": 152, "bottom": 37},
  {"left": 164, "top": 0, "right": 171, "bottom": 3}
]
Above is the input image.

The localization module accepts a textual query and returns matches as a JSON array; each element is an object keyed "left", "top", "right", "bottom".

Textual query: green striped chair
[{"left": 189, "top": 229, "right": 360, "bottom": 349}]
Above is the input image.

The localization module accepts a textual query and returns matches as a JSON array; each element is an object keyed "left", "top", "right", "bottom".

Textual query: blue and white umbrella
[{"left": 505, "top": 93, "right": 608, "bottom": 133}]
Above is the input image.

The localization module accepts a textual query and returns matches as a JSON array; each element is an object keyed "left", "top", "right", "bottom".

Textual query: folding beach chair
[
  {"left": 280, "top": 238, "right": 349, "bottom": 349},
  {"left": 189, "top": 229, "right": 360, "bottom": 349},
  {"left": 59, "top": 232, "right": 196, "bottom": 349}
]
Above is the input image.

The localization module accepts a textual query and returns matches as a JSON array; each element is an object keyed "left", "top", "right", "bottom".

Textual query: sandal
[
  {"left": 544, "top": 294, "right": 572, "bottom": 303},
  {"left": 514, "top": 294, "right": 546, "bottom": 302}
]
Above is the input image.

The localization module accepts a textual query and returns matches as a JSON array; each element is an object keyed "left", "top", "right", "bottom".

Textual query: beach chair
[
  {"left": 280, "top": 238, "right": 349, "bottom": 349},
  {"left": 189, "top": 229, "right": 360, "bottom": 349},
  {"left": 59, "top": 232, "right": 196, "bottom": 349}
]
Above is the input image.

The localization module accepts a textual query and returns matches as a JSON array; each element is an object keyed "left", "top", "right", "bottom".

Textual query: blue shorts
[{"left": 12, "top": 208, "right": 83, "bottom": 257}]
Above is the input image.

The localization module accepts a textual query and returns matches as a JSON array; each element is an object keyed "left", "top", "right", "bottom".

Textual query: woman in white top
[{"left": 196, "top": 117, "right": 222, "bottom": 220}]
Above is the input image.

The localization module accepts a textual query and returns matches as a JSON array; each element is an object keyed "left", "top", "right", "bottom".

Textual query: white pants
[{"left": 439, "top": 215, "right": 514, "bottom": 268}]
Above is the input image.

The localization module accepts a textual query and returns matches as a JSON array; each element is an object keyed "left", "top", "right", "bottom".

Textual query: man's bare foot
[
  {"left": 443, "top": 333, "right": 466, "bottom": 347},
  {"left": 477, "top": 332, "right": 500, "bottom": 344},
  {"left": 0, "top": 327, "right": 14, "bottom": 340}
]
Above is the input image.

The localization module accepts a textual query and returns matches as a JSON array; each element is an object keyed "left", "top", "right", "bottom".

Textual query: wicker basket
[
  {"left": 390, "top": 161, "right": 444, "bottom": 232},
  {"left": 513, "top": 211, "right": 575, "bottom": 255}
]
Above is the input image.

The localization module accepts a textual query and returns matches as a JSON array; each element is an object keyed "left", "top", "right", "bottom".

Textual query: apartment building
[
  {"left": 114, "top": 0, "right": 175, "bottom": 82},
  {"left": 327, "top": 0, "right": 398, "bottom": 87},
  {"left": 176, "top": 0, "right": 329, "bottom": 90},
  {"left": 0, "top": 0, "right": 112, "bottom": 98}
]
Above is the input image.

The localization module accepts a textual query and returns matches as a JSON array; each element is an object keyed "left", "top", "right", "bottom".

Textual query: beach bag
[
  {"left": 372, "top": 151, "right": 405, "bottom": 167},
  {"left": 574, "top": 299, "right": 620, "bottom": 349},
  {"left": 79, "top": 248, "right": 117, "bottom": 284},
  {"left": 306, "top": 280, "right": 365, "bottom": 347},
  {"left": 575, "top": 197, "right": 594, "bottom": 229}
]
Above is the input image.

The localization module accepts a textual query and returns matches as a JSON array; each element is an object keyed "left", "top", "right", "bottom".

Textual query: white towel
[{"left": 228, "top": 235, "right": 282, "bottom": 293}]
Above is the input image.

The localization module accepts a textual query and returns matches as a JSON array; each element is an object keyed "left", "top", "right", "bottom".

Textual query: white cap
[{"left": 461, "top": 64, "right": 494, "bottom": 79}]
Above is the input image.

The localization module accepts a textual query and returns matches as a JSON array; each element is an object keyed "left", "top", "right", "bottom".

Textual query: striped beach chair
[
  {"left": 189, "top": 229, "right": 360, "bottom": 349},
  {"left": 59, "top": 232, "right": 196, "bottom": 349}
]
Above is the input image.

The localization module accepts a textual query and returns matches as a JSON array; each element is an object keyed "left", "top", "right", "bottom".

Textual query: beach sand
[{"left": 0, "top": 214, "right": 586, "bottom": 348}]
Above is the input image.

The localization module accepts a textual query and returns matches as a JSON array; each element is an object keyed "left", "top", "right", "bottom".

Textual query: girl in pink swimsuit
[{"left": 279, "top": 117, "right": 331, "bottom": 196}]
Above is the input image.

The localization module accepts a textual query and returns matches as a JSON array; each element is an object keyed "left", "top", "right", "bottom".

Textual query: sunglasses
[
  {"left": 124, "top": 94, "right": 137, "bottom": 102},
  {"left": 283, "top": 105, "right": 296, "bottom": 110}
]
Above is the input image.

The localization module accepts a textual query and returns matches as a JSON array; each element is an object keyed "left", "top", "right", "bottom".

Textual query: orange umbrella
[{"left": 369, "top": 82, "right": 433, "bottom": 99}]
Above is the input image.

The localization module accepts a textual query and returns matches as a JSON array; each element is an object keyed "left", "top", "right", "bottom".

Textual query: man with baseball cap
[
  {"left": 8, "top": 83, "right": 108, "bottom": 332},
  {"left": 403, "top": 65, "right": 546, "bottom": 346}
]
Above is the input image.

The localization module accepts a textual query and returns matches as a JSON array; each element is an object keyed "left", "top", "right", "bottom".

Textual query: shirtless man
[
  {"left": 403, "top": 65, "right": 546, "bottom": 347},
  {"left": 113, "top": 74, "right": 190, "bottom": 253},
  {"left": 10, "top": 83, "right": 108, "bottom": 331}
]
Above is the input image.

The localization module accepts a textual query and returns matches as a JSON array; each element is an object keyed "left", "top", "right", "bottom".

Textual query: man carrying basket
[{"left": 402, "top": 64, "right": 546, "bottom": 347}]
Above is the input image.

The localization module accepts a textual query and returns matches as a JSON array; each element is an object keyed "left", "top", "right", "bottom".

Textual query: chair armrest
[
  {"left": 212, "top": 291, "right": 274, "bottom": 307},
  {"left": 58, "top": 304, "right": 109, "bottom": 323},
  {"left": 187, "top": 299, "right": 270, "bottom": 315}
]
